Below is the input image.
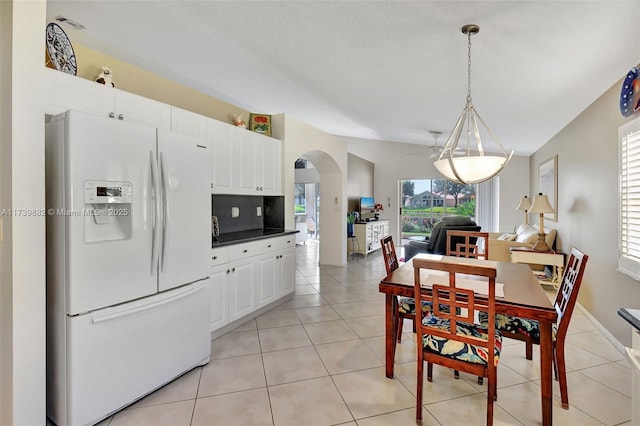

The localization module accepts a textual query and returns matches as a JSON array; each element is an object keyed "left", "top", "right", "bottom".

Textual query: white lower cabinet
[
  {"left": 210, "top": 235, "right": 295, "bottom": 333},
  {"left": 257, "top": 253, "right": 278, "bottom": 308},
  {"left": 228, "top": 258, "right": 257, "bottom": 323},
  {"left": 278, "top": 249, "right": 296, "bottom": 297},
  {"left": 208, "top": 266, "right": 229, "bottom": 331}
]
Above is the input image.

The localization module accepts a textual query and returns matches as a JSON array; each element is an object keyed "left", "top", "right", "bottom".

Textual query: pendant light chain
[{"left": 467, "top": 30, "right": 472, "bottom": 104}]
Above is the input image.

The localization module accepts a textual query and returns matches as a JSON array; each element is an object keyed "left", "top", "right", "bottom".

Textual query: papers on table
[{"left": 422, "top": 273, "right": 505, "bottom": 298}]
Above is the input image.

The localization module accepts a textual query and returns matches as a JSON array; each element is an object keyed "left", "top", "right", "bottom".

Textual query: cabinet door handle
[
  {"left": 256, "top": 186, "right": 260, "bottom": 191},
  {"left": 213, "top": 256, "right": 218, "bottom": 260},
  {"left": 268, "top": 244, "right": 272, "bottom": 248},
  {"left": 287, "top": 240, "right": 291, "bottom": 244},
  {"left": 226, "top": 269, "right": 230, "bottom": 274},
  {"left": 117, "top": 114, "right": 124, "bottom": 120},
  {"left": 108, "top": 112, "right": 115, "bottom": 118},
  {"left": 232, "top": 267, "right": 236, "bottom": 272},
  {"left": 243, "top": 249, "right": 248, "bottom": 253}
]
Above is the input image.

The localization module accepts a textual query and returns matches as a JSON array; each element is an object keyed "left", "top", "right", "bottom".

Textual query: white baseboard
[{"left": 575, "top": 302, "right": 626, "bottom": 354}]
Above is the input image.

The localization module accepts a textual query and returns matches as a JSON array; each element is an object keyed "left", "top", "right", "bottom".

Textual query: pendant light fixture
[{"left": 434, "top": 24, "right": 513, "bottom": 184}]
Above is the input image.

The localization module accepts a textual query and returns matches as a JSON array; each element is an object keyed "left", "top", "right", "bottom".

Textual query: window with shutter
[{"left": 619, "top": 116, "right": 640, "bottom": 279}]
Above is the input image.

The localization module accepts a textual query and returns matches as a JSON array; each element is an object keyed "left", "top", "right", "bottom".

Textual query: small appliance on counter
[{"left": 212, "top": 215, "right": 220, "bottom": 240}]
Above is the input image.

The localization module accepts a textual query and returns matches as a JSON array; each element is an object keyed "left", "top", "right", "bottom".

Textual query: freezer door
[
  {"left": 60, "top": 111, "right": 158, "bottom": 314},
  {"left": 157, "top": 129, "right": 210, "bottom": 291},
  {"left": 53, "top": 282, "right": 211, "bottom": 426}
]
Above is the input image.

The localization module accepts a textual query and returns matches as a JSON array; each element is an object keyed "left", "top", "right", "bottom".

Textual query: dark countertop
[
  {"left": 212, "top": 228, "right": 298, "bottom": 248},
  {"left": 618, "top": 308, "right": 640, "bottom": 332}
]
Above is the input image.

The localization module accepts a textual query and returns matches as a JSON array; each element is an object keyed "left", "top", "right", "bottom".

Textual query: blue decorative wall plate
[{"left": 620, "top": 66, "right": 640, "bottom": 117}]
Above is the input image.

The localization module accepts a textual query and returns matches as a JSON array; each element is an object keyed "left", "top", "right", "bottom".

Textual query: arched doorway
[
  {"left": 285, "top": 149, "right": 346, "bottom": 266},
  {"left": 294, "top": 157, "right": 319, "bottom": 244}
]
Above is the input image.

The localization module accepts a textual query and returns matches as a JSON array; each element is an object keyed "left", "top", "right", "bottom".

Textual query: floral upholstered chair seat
[
  {"left": 477, "top": 312, "right": 559, "bottom": 342},
  {"left": 422, "top": 315, "right": 502, "bottom": 366},
  {"left": 397, "top": 297, "right": 430, "bottom": 314},
  {"left": 398, "top": 298, "right": 460, "bottom": 315}
]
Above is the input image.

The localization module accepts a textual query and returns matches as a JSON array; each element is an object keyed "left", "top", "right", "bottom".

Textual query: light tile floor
[{"left": 100, "top": 240, "right": 632, "bottom": 425}]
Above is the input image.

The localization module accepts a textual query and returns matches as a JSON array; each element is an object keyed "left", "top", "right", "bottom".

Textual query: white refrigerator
[{"left": 46, "top": 110, "right": 211, "bottom": 426}]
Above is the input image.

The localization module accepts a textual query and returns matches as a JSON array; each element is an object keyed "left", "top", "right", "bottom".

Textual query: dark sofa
[{"left": 404, "top": 216, "right": 480, "bottom": 261}]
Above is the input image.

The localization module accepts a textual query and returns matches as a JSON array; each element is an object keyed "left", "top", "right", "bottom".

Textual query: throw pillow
[
  {"left": 515, "top": 223, "right": 531, "bottom": 235},
  {"left": 515, "top": 225, "right": 539, "bottom": 244},
  {"left": 497, "top": 233, "right": 517, "bottom": 241}
]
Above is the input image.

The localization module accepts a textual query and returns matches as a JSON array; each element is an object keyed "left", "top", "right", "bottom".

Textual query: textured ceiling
[{"left": 47, "top": 0, "right": 640, "bottom": 155}]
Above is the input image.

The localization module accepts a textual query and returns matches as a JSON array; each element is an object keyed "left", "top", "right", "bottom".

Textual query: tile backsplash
[{"left": 211, "top": 195, "right": 284, "bottom": 234}]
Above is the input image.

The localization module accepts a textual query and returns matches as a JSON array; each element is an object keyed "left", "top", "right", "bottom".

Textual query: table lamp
[
  {"left": 516, "top": 195, "right": 531, "bottom": 225},
  {"left": 528, "top": 193, "right": 554, "bottom": 251}
]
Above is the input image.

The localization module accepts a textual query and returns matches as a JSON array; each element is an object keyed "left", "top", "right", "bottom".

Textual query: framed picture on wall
[
  {"left": 538, "top": 155, "right": 558, "bottom": 222},
  {"left": 249, "top": 113, "right": 272, "bottom": 136}
]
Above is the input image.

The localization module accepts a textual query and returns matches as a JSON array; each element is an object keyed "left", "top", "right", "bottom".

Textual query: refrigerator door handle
[
  {"left": 90, "top": 283, "right": 206, "bottom": 324},
  {"left": 159, "top": 152, "right": 170, "bottom": 272},
  {"left": 150, "top": 150, "right": 160, "bottom": 276}
]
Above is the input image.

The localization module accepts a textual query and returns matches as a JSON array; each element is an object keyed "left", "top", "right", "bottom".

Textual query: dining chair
[
  {"left": 478, "top": 247, "right": 588, "bottom": 409},
  {"left": 380, "top": 235, "right": 418, "bottom": 343},
  {"left": 446, "top": 230, "right": 489, "bottom": 260},
  {"left": 413, "top": 256, "right": 502, "bottom": 426},
  {"left": 445, "top": 230, "right": 490, "bottom": 383}
]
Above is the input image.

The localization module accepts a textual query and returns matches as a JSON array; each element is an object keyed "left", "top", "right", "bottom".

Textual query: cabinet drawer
[
  {"left": 229, "top": 241, "right": 261, "bottom": 260},
  {"left": 277, "top": 235, "right": 296, "bottom": 250},
  {"left": 255, "top": 238, "right": 280, "bottom": 253},
  {"left": 211, "top": 247, "right": 230, "bottom": 267}
]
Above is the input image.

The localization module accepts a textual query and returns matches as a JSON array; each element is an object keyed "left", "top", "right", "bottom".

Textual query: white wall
[
  {"left": 273, "top": 113, "right": 348, "bottom": 266},
  {"left": 495, "top": 156, "right": 531, "bottom": 230},
  {"left": 294, "top": 167, "right": 319, "bottom": 184},
  {"left": 344, "top": 136, "right": 530, "bottom": 243},
  {"left": 530, "top": 79, "right": 638, "bottom": 346},
  {"left": 347, "top": 153, "right": 374, "bottom": 212},
  {"left": 0, "top": 1, "right": 47, "bottom": 425}
]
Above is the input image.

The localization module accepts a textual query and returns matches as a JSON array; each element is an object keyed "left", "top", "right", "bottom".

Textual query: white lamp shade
[
  {"left": 516, "top": 196, "right": 531, "bottom": 211},
  {"left": 528, "top": 193, "right": 554, "bottom": 214},
  {"left": 433, "top": 155, "right": 507, "bottom": 185}
]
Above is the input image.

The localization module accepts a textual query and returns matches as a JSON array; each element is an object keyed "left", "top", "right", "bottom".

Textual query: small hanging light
[{"left": 434, "top": 24, "right": 513, "bottom": 184}]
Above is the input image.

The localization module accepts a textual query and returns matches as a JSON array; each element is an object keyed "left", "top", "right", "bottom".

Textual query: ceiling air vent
[{"left": 54, "top": 16, "right": 85, "bottom": 30}]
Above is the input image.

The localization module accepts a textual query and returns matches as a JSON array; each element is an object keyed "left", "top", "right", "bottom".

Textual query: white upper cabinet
[
  {"left": 235, "top": 130, "right": 281, "bottom": 195},
  {"left": 235, "top": 129, "right": 259, "bottom": 195},
  {"left": 44, "top": 68, "right": 114, "bottom": 117},
  {"left": 210, "top": 121, "right": 282, "bottom": 196},
  {"left": 44, "top": 68, "right": 171, "bottom": 129},
  {"left": 43, "top": 69, "right": 282, "bottom": 196},
  {"left": 171, "top": 107, "right": 210, "bottom": 140},
  {"left": 259, "top": 134, "right": 281, "bottom": 195},
  {"left": 114, "top": 90, "right": 171, "bottom": 129},
  {"left": 209, "top": 120, "right": 237, "bottom": 194}
]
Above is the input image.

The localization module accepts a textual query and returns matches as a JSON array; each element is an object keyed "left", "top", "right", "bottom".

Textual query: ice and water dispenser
[{"left": 84, "top": 180, "right": 133, "bottom": 243}]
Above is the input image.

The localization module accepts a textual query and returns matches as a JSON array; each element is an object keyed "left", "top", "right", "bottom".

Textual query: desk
[
  {"left": 379, "top": 255, "right": 557, "bottom": 425},
  {"left": 510, "top": 247, "right": 564, "bottom": 286}
]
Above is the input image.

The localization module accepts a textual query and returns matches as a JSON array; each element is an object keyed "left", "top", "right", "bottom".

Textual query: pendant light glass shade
[{"left": 434, "top": 25, "right": 513, "bottom": 184}]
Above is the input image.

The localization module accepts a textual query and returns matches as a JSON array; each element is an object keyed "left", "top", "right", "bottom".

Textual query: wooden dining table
[{"left": 379, "top": 254, "right": 558, "bottom": 425}]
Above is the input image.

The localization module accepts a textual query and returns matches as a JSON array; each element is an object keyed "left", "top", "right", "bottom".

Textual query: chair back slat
[
  {"left": 413, "top": 256, "right": 497, "bottom": 362},
  {"left": 555, "top": 248, "right": 588, "bottom": 334},
  {"left": 431, "top": 285, "right": 476, "bottom": 326},
  {"left": 380, "top": 235, "right": 399, "bottom": 275},
  {"left": 446, "top": 230, "right": 490, "bottom": 260}
]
